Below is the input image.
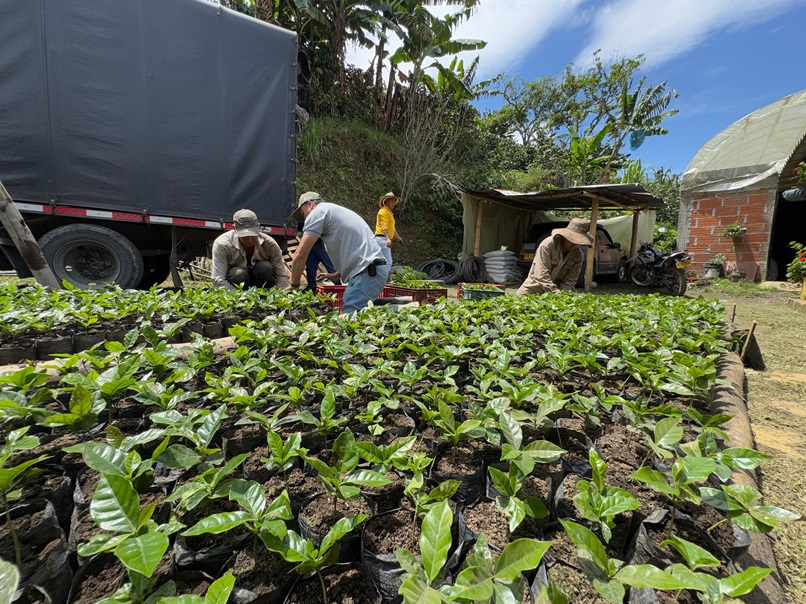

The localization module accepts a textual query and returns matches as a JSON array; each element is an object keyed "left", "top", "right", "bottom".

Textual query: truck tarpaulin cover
[{"left": 0, "top": 0, "right": 297, "bottom": 225}]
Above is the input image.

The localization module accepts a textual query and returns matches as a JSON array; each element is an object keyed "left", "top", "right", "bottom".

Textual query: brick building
[{"left": 679, "top": 90, "right": 806, "bottom": 281}]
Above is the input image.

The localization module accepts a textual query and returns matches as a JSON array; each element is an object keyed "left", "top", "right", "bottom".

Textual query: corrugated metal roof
[{"left": 460, "top": 184, "right": 665, "bottom": 211}]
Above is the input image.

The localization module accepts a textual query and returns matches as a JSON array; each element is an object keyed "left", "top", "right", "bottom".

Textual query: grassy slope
[{"left": 295, "top": 117, "right": 463, "bottom": 267}]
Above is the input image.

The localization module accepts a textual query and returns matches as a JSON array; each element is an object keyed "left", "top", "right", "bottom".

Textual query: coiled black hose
[
  {"left": 417, "top": 257, "right": 488, "bottom": 284},
  {"left": 417, "top": 259, "right": 461, "bottom": 282}
]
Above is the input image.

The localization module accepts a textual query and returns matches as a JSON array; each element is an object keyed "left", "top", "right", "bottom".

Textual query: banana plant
[
  {"left": 560, "top": 520, "right": 684, "bottom": 604},
  {"left": 263, "top": 515, "right": 367, "bottom": 604},
  {"left": 572, "top": 449, "right": 640, "bottom": 542}
]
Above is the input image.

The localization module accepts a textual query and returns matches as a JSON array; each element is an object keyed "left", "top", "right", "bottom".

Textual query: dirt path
[{"left": 719, "top": 292, "right": 806, "bottom": 603}]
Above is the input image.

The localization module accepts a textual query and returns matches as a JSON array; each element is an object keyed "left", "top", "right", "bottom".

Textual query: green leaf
[
  {"left": 723, "top": 483, "right": 762, "bottom": 508},
  {"left": 157, "top": 444, "right": 202, "bottom": 469},
  {"left": 82, "top": 443, "right": 128, "bottom": 476},
  {"left": 114, "top": 531, "right": 169, "bottom": 577},
  {"left": 560, "top": 520, "right": 608, "bottom": 575},
  {"left": 720, "top": 567, "right": 773, "bottom": 597},
  {"left": 523, "top": 441, "right": 566, "bottom": 463},
  {"left": 0, "top": 455, "right": 50, "bottom": 491},
  {"left": 320, "top": 514, "right": 365, "bottom": 555},
  {"left": 660, "top": 535, "right": 720, "bottom": 570},
  {"left": 420, "top": 501, "right": 453, "bottom": 584},
  {"left": 614, "top": 564, "right": 685, "bottom": 590},
  {"left": 355, "top": 442, "right": 383, "bottom": 464},
  {"left": 495, "top": 539, "right": 551, "bottom": 581},
  {"left": 205, "top": 572, "right": 236, "bottom": 604},
  {"left": 447, "top": 565, "right": 494, "bottom": 600},
  {"left": 90, "top": 474, "right": 140, "bottom": 533},
  {"left": 679, "top": 456, "right": 716, "bottom": 483},
  {"left": 228, "top": 480, "right": 266, "bottom": 517},
  {"left": 182, "top": 511, "right": 250, "bottom": 536},
  {"left": 427, "top": 480, "right": 460, "bottom": 502},
  {"left": 654, "top": 417, "right": 683, "bottom": 448},
  {"left": 346, "top": 469, "right": 393, "bottom": 488},
  {"left": 719, "top": 448, "right": 772, "bottom": 470},
  {"left": 0, "top": 557, "right": 20, "bottom": 604},
  {"left": 630, "top": 467, "right": 677, "bottom": 497},
  {"left": 589, "top": 449, "right": 606, "bottom": 492},
  {"left": 598, "top": 488, "right": 641, "bottom": 518},
  {"left": 77, "top": 533, "right": 129, "bottom": 557},
  {"left": 399, "top": 573, "right": 441, "bottom": 604},
  {"left": 69, "top": 385, "right": 94, "bottom": 416},
  {"left": 592, "top": 577, "right": 625, "bottom": 604},
  {"left": 498, "top": 411, "right": 522, "bottom": 450}
]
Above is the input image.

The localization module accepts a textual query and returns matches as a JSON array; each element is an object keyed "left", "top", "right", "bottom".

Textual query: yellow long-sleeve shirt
[{"left": 375, "top": 206, "right": 396, "bottom": 239}]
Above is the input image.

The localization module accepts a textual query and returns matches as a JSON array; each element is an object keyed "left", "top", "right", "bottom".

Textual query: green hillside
[{"left": 296, "top": 117, "right": 465, "bottom": 267}]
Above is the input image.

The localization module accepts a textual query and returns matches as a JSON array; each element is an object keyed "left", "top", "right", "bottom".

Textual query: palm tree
[{"left": 599, "top": 79, "right": 678, "bottom": 182}]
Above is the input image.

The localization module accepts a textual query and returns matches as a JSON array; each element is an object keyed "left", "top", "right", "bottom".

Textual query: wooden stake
[
  {"left": 740, "top": 320, "right": 757, "bottom": 361},
  {"left": 473, "top": 201, "right": 484, "bottom": 257},
  {"left": 170, "top": 226, "right": 184, "bottom": 288},
  {"left": 730, "top": 304, "right": 737, "bottom": 323},
  {"left": 0, "top": 180, "right": 61, "bottom": 290},
  {"left": 585, "top": 199, "right": 599, "bottom": 291},
  {"left": 629, "top": 210, "right": 640, "bottom": 260}
]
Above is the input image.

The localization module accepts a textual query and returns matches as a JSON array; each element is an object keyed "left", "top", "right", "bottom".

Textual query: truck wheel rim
[{"left": 52, "top": 241, "right": 121, "bottom": 287}]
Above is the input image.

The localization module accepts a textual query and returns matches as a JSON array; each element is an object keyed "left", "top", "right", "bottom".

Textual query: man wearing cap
[
  {"left": 516, "top": 218, "right": 594, "bottom": 295},
  {"left": 289, "top": 192, "right": 389, "bottom": 313},
  {"left": 211, "top": 209, "right": 290, "bottom": 290}
]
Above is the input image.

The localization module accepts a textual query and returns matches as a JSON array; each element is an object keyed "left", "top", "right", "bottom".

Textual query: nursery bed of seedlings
[{"left": 0, "top": 290, "right": 799, "bottom": 604}]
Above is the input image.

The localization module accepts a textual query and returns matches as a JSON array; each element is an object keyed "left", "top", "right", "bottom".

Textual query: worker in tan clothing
[
  {"left": 211, "top": 209, "right": 290, "bottom": 290},
  {"left": 516, "top": 218, "right": 594, "bottom": 295}
]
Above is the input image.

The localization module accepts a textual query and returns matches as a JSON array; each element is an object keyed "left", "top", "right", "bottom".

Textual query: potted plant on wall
[
  {"left": 785, "top": 241, "right": 806, "bottom": 300},
  {"left": 720, "top": 222, "right": 747, "bottom": 240},
  {"left": 703, "top": 254, "right": 726, "bottom": 279},
  {"left": 783, "top": 160, "right": 806, "bottom": 201}
]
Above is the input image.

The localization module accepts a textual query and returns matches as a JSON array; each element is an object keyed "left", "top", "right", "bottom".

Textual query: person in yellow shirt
[{"left": 374, "top": 192, "right": 404, "bottom": 268}]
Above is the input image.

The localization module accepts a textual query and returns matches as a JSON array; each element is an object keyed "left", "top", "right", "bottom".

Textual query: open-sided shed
[{"left": 460, "top": 184, "right": 665, "bottom": 290}]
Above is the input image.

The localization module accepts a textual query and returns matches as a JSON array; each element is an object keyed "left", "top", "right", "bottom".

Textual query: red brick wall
[{"left": 686, "top": 189, "right": 773, "bottom": 281}]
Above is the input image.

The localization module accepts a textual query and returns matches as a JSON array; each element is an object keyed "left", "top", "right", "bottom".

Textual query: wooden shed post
[
  {"left": 0, "top": 180, "right": 61, "bottom": 290},
  {"left": 629, "top": 210, "right": 640, "bottom": 260},
  {"left": 473, "top": 200, "right": 484, "bottom": 257},
  {"left": 585, "top": 198, "right": 599, "bottom": 291}
]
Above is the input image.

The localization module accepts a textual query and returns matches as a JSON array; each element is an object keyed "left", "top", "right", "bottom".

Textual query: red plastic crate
[
  {"left": 316, "top": 284, "right": 395, "bottom": 311},
  {"left": 386, "top": 285, "right": 448, "bottom": 304},
  {"left": 456, "top": 282, "right": 506, "bottom": 299}
]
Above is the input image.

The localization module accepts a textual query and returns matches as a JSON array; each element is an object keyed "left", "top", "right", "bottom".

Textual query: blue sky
[{"left": 348, "top": 0, "right": 806, "bottom": 176}]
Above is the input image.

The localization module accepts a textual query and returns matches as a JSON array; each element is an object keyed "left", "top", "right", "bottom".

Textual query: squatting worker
[
  {"left": 375, "top": 192, "right": 404, "bottom": 268},
  {"left": 289, "top": 192, "right": 389, "bottom": 313},
  {"left": 211, "top": 209, "right": 290, "bottom": 290},
  {"left": 516, "top": 218, "right": 594, "bottom": 295}
]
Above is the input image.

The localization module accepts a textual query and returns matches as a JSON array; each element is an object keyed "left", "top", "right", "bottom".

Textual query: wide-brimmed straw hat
[
  {"left": 378, "top": 192, "right": 401, "bottom": 208},
  {"left": 552, "top": 218, "right": 594, "bottom": 246}
]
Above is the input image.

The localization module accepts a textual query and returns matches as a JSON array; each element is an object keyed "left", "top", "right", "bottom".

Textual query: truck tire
[
  {"left": 138, "top": 255, "right": 171, "bottom": 289},
  {"left": 38, "top": 224, "right": 144, "bottom": 289}
]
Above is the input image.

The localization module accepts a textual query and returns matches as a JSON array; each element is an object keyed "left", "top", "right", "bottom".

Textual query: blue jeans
[
  {"left": 342, "top": 262, "right": 390, "bottom": 313},
  {"left": 375, "top": 235, "right": 393, "bottom": 267},
  {"left": 306, "top": 239, "right": 339, "bottom": 291}
]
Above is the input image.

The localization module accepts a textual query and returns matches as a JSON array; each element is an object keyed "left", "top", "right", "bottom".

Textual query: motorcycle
[{"left": 628, "top": 241, "right": 692, "bottom": 296}]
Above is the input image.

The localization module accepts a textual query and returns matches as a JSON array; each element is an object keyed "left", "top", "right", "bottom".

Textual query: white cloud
[
  {"left": 345, "top": 0, "right": 582, "bottom": 79},
  {"left": 574, "top": 0, "right": 798, "bottom": 68}
]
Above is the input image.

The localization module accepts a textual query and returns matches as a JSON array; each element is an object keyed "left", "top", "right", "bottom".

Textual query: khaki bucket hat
[{"left": 552, "top": 218, "right": 594, "bottom": 246}]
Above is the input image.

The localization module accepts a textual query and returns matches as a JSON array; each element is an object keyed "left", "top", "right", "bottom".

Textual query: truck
[{"left": 0, "top": 0, "right": 298, "bottom": 289}]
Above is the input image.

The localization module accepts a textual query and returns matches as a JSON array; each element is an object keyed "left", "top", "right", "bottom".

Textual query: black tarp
[{"left": 0, "top": 0, "right": 297, "bottom": 226}]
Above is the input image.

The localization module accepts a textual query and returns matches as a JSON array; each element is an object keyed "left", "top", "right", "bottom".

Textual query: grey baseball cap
[
  {"left": 292, "top": 191, "right": 323, "bottom": 222},
  {"left": 232, "top": 209, "right": 261, "bottom": 237}
]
